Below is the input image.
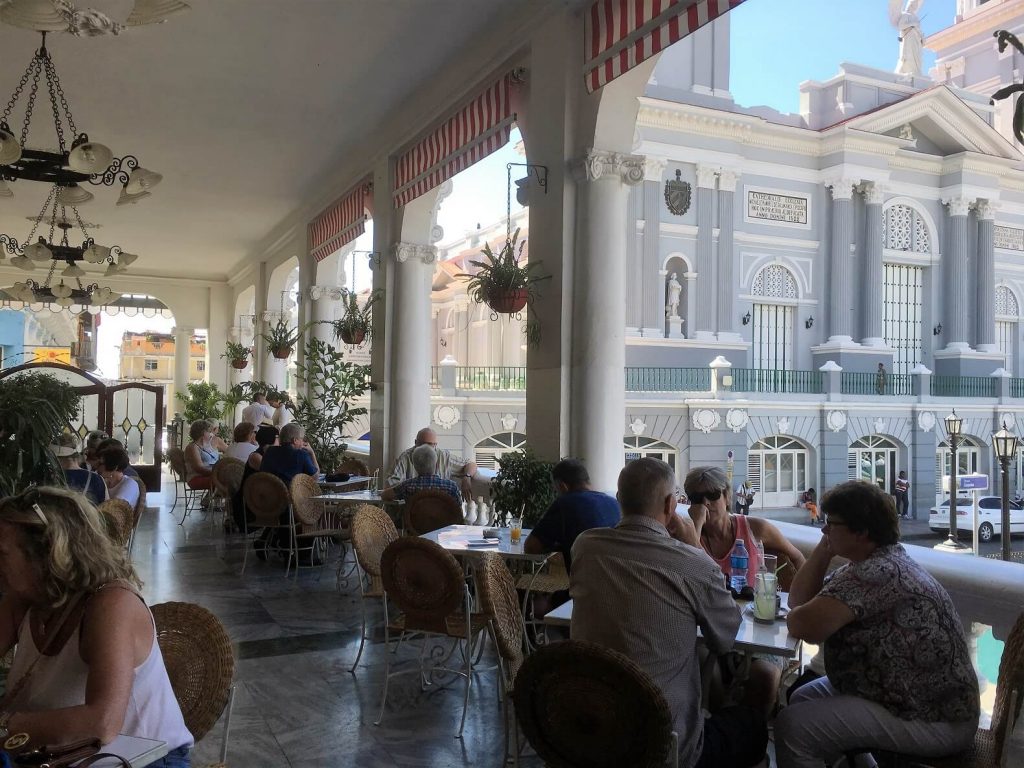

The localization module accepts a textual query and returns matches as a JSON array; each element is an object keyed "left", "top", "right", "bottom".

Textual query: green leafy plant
[
  {"left": 292, "top": 338, "right": 371, "bottom": 472},
  {"left": 332, "top": 289, "right": 382, "bottom": 346},
  {"left": 0, "top": 372, "right": 81, "bottom": 496},
  {"left": 261, "top": 318, "right": 307, "bottom": 358},
  {"left": 175, "top": 381, "right": 225, "bottom": 424},
  {"left": 489, "top": 447, "right": 556, "bottom": 528},
  {"left": 221, "top": 341, "right": 251, "bottom": 364}
]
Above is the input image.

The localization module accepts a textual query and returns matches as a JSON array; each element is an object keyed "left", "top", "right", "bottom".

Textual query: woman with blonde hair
[{"left": 0, "top": 487, "right": 192, "bottom": 765}]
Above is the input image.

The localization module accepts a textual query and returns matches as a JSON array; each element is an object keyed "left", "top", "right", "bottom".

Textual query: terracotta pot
[
  {"left": 230, "top": 358, "right": 248, "bottom": 370},
  {"left": 271, "top": 347, "right": 292, "bottom": 360},
  {"left": 340, "top": 327, "right": 366, "bottom": 346},
  {"left": 487, "top": 288, "right": 529, "bottom": 314}
]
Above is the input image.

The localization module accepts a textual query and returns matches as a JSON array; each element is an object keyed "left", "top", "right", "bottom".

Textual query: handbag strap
[{"left": 74, "top": 754, "right": 132, "bottom": 768}]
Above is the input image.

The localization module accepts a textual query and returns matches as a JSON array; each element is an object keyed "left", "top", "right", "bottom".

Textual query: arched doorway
[
  {"left": 623, "top": 436, "right": 679, "bottom": 473},
  {"left": 474, "top": 431, "right": 526, "bottom": 470},
  {"left": 848, "top": 435, "right": 898, "bottom": 492},
  {"left": 750, "top": 264, "right": 798, "bottom": 370},
  {"left": 748, "top": 435, "right": 808, "bottom": 507},
  {"left": 882, "top": 202, "right": 931, "bottom": 375}
]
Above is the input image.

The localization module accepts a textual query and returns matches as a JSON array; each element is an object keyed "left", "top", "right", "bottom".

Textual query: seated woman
[
  {"left": 183, "top": 420, "right": 228, "bottom": 494},
  {"left": 98, "top": 447, "right": 140, "bottom": 509},
  {"left": 684, "top": 466, "right": 807, "bottom": 715},
  {"left": 0, "top": 487, "right": 192, "bottom": 765},
  {"left": 225, "top": 421, "right": 259, "bottom": 463},
  {"left": 776, "top": 481, "right": 979, "bottom": 767}
]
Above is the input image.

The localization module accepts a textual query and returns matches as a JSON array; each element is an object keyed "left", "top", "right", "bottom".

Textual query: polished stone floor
[{"left": 134, "top": 481, "right": 540, "bottom": 768}]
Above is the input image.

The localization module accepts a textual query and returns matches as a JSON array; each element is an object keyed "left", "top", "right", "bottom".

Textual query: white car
[{"left": 928, "top": 496, "right": 1024, "bottom": 542}]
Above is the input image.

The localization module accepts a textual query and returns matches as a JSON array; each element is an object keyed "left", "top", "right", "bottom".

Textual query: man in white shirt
[
  {"left": 387, "top": 427, "right": 477, "bottom": 499},
  {"left": 241, "top": 393, "right": 274, "bottom": 427},
  {"left": 268, "top": 392, "right": 293, "bottom": 429}
]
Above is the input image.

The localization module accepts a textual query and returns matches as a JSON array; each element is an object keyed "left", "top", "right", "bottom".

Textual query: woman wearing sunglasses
[
  {"left": 683, "top": 466, "right": 807, "bottom": 715},
  {"left": 0, "top": 488, "right": 193, "bottom": 766}
]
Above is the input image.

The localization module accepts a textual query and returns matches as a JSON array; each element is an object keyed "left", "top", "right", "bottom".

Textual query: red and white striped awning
[
  {"left": 584, "top": 0, "right": 747, "bottom": 93},
  {"left": 393, "top": 74, "right": 514, "bottom": 208},
  {"left": 309, "top": 182, "right": 370, "bottom": 262}
]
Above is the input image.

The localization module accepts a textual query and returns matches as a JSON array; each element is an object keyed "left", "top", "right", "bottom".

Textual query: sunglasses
[
  {"left": 822, "top": 516, "right": 847, "bottom": 528},
  {"left": 690, "top": 488, "right": 726, "bottom": 504}
]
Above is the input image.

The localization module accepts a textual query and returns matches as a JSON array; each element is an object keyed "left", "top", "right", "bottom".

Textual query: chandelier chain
[
  {"left": 44, "top": 259, "right": 56, "bottom": 287},
  {"left": 25, "top": 185, "right": 56, "bottom": 244},
  {"left": 42, "top": 58, "right": 67, "bottom": 154},
  {"left": 18, "top": 62, "right": 43, "bottom": 149},
  {"left": 44, "top": 53, "right": 76, "bottom": 142},
  {"left": 72, "top": 205, "right": 89, "bottom": 243},
  {"left": 2, "top": 56, "right": 37, "bottom": 126},
  {"left": 47, "top": 195, "right": 58, "bottom": 244},
  {"left": 505, "top": 163, "right": 513, "bottom": 246}
]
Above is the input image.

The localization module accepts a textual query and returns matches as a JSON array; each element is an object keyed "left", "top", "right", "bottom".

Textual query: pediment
[{"left": 842, "top": 87, "right": 1022, "bottom": 161}]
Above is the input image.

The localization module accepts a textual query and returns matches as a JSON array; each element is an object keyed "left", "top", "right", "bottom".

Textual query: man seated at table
[
  {"left": 52, "top": 433, "right": 107, "bottom": 505},
  {"left": 260, "top": 422, "right": 319, "bottom": 485},
  {"left": 570, "top": 457, "right": 768, "bottom": 768},
  {"left": 381, "top": 444, "right": 462, "bottom": 503},
  {"left": 387, "top": 427, "right": 477, "bottom": 499}
]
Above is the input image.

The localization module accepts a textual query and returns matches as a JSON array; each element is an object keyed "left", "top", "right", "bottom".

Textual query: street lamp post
[
  {"left": 936, "top": 410, "right": 970, "bottom": 552},
  {"left": 992, "top": 422, "right": 1019, "bottom": 562}
]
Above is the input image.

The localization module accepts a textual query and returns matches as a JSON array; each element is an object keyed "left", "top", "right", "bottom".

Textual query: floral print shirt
[{"left": 821, "top": 544, "right": 979, "bottom": 723}]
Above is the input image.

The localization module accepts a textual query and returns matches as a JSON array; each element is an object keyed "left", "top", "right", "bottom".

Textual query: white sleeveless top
[{"left": 7, "top": 604, "right": 193, "bottom": 751}]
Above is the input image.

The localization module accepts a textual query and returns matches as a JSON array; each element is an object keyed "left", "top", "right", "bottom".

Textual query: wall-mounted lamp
[
  {"left": 805, "top": 316, "right": 814, "bottom": 329},
  {"left": 439, "top": 338, "right": 447, "bottom": 347},
  {"left": 741, "top": 311, "right": 751, "bottom": 326},
  {"left": 933, "top": 323, "right": 943, "bottom": 336}
]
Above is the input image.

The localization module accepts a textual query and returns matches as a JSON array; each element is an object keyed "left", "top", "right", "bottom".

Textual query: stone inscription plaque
[
  {"left": 747, "top": 190, "right": 808, "bottom": 225},
  {"left": 994, "top": 225, "right": 1024, "bottom": 251}
]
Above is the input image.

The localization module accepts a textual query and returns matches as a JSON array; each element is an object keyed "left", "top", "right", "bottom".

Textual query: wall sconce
[
  {"left": 933, "top": 323, "right": 943, "bottom": 336},
  {"left": 439, "top": 338, "right": 447, "bottom": 347},
  {"left": 805, "top": 316, "right": 814, "bottom": 329},
  {"left": 741, "top": 311, "right": 751, "bottom": 326}
]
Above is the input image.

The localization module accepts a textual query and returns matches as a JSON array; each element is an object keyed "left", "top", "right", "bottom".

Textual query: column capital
[
  {"left": 308, "top": 285, "right": 345, "bottom": 301},
  {"left": 942, "top": 196, "right": 971, "bottom": 217},
  {"left": 260, "top": 310, "right": 284, "bottom": 324},
  {"left": 392, "top": 242, "right": 437, "bottom": 264},
  {"left": 695, "top": 164, "right": 718, "bottom": 189},
  {"left": 825, "top": 177, "right": 858, "bottom": 200},
  {"left": 976, "top": 199, "right": 999, "bottom": 221},
  {"left": 717, "top": 169, "right": 740, "bottom": 192},
  {"left": 861, "top": 182, "right": 886, "bottom": 205},
  {"left": 643, "top": 157, "right": 667, "bottom": 182},
  {"left": 572, "top": 149, "right": 646, "bottom": 185}
]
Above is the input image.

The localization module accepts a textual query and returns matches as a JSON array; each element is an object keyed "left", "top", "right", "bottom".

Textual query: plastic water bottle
[
  {"left": 476, "top": 496, "right": 489, "bottom": 526},
  {"left": 729, "top": 539, "right": 749, "bottom": 591}
]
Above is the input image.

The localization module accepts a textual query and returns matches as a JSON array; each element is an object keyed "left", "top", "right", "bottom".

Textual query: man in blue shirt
[
  {"left": 53, "top": 433, "right": 107, "bottom": 506},
  {"left": 525, "top": 458, "right": 620, "bottom": 569},
  {"left": 381, "top": 445, "right": 461, "bottom": 503},
  {"left": 259, "top": 422, "right": 319, "bottom": 485}
]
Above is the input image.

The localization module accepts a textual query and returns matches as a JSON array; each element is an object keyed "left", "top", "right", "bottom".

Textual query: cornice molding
[{"left": 572, "top": 149, "right": 646, "bottom": 186}]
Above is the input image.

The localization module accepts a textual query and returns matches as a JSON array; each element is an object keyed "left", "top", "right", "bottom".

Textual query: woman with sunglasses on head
[
  {"left": 776, "top": 481, "right": 978, "bottom": 767},
  {"left": 0, "top": 487, "right": 192, "bottom": 765},
  {"left": 683, "top": 466, "right": 806, "bottom": 715}
]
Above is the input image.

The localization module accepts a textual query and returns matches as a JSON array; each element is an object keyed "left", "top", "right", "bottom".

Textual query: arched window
[
  {"left": 751, "top": 264, "right": 797, "bottom": 370},
  {"left": 623, "top": 436, "right": 678, "bottom": 472},
  {"left": 748, "top": 436, "right": 808, "bottom": 507},
  {"left": 884, "top": 204, "right": 931, "bottom": 253},
  {"left": 474, "top": 431, "right": 526, "bottom": 470},
  {"left": 848, "top": 435, "right": 898, "bottom": 491},
  {"left": 996, "top": 286, "right": 1019, "bottom": 375}
]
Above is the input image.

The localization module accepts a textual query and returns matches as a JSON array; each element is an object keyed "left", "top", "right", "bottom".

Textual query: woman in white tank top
[{"left": 0, "top": 487, "right": 193, "bottom": 766}]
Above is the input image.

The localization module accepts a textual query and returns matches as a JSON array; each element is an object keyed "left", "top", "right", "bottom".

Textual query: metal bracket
[{"left": 506, "top": 162, "right": 548, "bottom": 194}]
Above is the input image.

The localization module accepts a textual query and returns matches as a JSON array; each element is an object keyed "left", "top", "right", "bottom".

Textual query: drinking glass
[
  {"left": 510, "top": 516, "right": 523, "bottom": 545},
  {"left": 754, "top": 572, "right": 778, "bottom": 620},
  {"left": 762, "top": 553, "right": 778, "bottom": 575}
]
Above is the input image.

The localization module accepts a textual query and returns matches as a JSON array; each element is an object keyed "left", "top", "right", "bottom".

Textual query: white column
[
  {"left": 571, "top": 149, "right": 645, "bottom": 491},
  {"left": 172, "top": 326, "right": 193, "bottom": 415},
  {"left": 942, "top": 197, "right": 973, "bottom": 350},
  {"left": 683, "top": 271, "right": 698, "bottom": 338},
  {"left": 826, "top": 178, "right": 858, "bottom": 343},
  {"left": 308, "top": 285, "right": 344, "bottom": 347},
  {"left": 976, "top": 201, "right": 998, "bottom": 353},
  {"left": 390, "top": 242, "right": 436, "bottom": 458},
  {"left": 260, "top": 311, "right": 288, "bottom": 391}
]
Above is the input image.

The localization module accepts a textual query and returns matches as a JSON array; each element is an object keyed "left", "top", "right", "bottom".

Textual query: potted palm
[
  {"left": 460, "top": 228, "right": 547, "bottom": 315},
  {"left": 221, "top": 341, "right": 251, "bottom": 370},
  {"left": 333, "top": 289, "right": 381, "bottom": 346},
  {"left": 261, "top": 318, "right": 304, "bottom": 359}
]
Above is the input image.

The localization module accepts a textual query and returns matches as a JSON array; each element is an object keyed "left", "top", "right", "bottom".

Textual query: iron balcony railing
[
  {"left": 931, "top": 375, "right": 997, "bottom": 398},
  {"left": 731, "top": 368, "right": 823, "bottom": 394},
  {"left": 625, "top": 367, "right": 711, "bottom": 392},
  {"left": 455, "top": 366, "right": 527, "bottom": 390},
  {"left": 840, "top": 371, "right": 913, "bottom": 396},
  {"left": 430, "top": 366, "right": 440, "bottom": 388},
  {"left": 1011, "top": 378, "right": 1024, "bottom": 398}
]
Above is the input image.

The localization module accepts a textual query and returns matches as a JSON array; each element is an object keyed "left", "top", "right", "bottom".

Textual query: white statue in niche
[
  {"left": 666, "top": 273, "right": 682, "bottom": 318},
  {"left": 890, "top": 0, "right": 925, "bottom": 78}
]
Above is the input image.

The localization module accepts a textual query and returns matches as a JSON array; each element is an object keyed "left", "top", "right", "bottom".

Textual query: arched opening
[
  {"left": 749, "top": 435, "right": 809, "bottom": 507},
  {"left": 882, "top": 202, "right": 931, "bottom": 376},
  {"left": 474, "top": 431, "right": 527, "bottom": 469},
  {"left": 623, "top": 436, "right": 679, "bottom": 473},
  {"left": 849, "top": 435, "right": 899, "bottom": 492},
  {"left": 996, "top": 285, "right": 1019, "bottom": 375},
  {"left": 750, "top": 263, "right": 798, "bottom": 370}
]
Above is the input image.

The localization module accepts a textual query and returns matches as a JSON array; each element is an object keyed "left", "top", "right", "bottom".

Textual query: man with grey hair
[
  {"left": 381, "top": 443, "right": 462, "bottom": 503},
  {"left": 259, "top": 422, "right": 319, "bottom": 485},
  {"left": 570, "top": 458, "right": 767, "bottom": 768},
  {"left": 387, "top": 427, "right": 477, "bottom": 498}
]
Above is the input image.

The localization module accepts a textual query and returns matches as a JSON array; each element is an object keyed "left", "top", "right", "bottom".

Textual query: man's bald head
[
  {"left": 415, "top": 428, "right": 438, "bottom": 447},
  {"left": 617, "top": 458, "right": 676, "bottom": 518}
]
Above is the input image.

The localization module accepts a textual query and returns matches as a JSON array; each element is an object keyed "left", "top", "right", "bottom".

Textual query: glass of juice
[{"left": 510, "top": 516, "right": 523, "bottom": 545}]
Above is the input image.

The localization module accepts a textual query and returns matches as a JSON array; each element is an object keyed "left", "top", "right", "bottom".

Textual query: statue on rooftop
[{"left": 890, "top": 0, "right": 925, "bottom": 78}]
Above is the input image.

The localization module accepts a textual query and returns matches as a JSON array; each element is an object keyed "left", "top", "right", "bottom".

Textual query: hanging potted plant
[
  {"left": 261, "top": 318, "right": 305, "bottom": 359},
  {"left": 332, "top": 289, "right": 382, "bottom": 346},
  {"left": 221, "top": 341, "right": 251, "bottom": 370},
  {"left": 460, "top": 228, "right": 547, "bottom": 315}
]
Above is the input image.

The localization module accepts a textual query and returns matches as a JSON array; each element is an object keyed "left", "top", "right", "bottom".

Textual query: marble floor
[{"left": 134, "top": 480, "right": 543, "bottom": 768}]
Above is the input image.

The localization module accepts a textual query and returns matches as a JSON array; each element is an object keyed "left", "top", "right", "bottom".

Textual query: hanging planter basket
[
  {"left": 271, "top": 347, "right": 292, "bottom": 360},
  {"left": 339, "top": 327, "right": 366, "bottom": 346},
  {"left": 486, "top": 289, "right": 529, "bottom": 314},
  {"left": 230, "top": 358, "right": 248, "bottom": 370}
]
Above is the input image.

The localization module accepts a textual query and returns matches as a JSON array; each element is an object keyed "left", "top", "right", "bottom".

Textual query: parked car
[{"left": 928, "top": 496, "right": 1024, "bottom": 542}]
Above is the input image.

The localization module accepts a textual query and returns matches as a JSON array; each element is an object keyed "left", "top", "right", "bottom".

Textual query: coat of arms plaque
[{"left": 664, "top": 169, "right": 692, "bottom": 216}]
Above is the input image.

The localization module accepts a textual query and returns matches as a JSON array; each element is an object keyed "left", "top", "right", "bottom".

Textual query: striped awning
[
  {"left": 584, "top": 0, "right": 747, "bottom": 93},
  {"left": 309, "top": 182, "right": 371, "bottom": 262},
  {"left": 393, "top": 74, "right": 514, "bottom": 208}
]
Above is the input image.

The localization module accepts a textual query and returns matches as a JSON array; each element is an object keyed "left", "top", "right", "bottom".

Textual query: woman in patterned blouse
[{"left": 775, "top": 480, "right": 979, "bottom": 768}]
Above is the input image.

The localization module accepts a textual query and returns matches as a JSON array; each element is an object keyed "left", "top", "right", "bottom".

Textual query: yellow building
[{"left": 119, "top": 331, "right": 207, "bottom": 383}]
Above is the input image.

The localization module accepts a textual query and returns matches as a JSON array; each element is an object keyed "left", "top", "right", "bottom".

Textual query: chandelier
[
  {"left": 0, "top": 1, "right": 191, "bottom": 37},
  {"left": 1, "top": 183, "right": 129, "bottom": 307},
  {"left": 0, "top": 32, "right": 162, "bottom": 204}
]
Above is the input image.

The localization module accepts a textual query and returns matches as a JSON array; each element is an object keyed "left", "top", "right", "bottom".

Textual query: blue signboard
[{"left": 958, "top": 474, "right": 988, "bottom": 491}]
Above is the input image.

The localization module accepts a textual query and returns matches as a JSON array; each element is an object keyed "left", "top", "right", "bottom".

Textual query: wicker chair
[
  {"left": 349, "top": 504, "right": 399, "bottom": 673},
  {"left": 376, "top": 536, "right": 489, "bottom": 737},
  {"left": 152, "top": 602, "right": 236, "bottom": 765},
  {"left": 240, "top": 472, "right": 293, "bottom": 576},
  {"left": 167, "top": 447, "right": 199, "bottom": 517},
  {"left": 211, "top": 458, "right": 245, "bottom": 531},
  {"left": 98, "top": 498, "right": 134, "bottom": 547},
  {"left": 402, "top": 489, "right": 463, "bottom": 535},
  {"left": 517, "top": 552, "right": 570, "bottom": 651},
  {"left": 478, "top": 553, "right": 527, "bottom": 765},
  {"left": 512, "top": 640, "right": 679, "bottom": 768},
  {"left": 338, "top": 457, "right": 370, "bottom": 477},
  {"left": 127, "top": 476, "right": 147, "bottom": 553},
  {"left": 290, "top": 474, "right": 350, "bottom": 577}
]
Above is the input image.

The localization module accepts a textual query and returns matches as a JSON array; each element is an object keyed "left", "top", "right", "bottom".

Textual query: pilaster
[
  {"left": 942, "top": 196, "right": 973, "bottom": 350},
  {"left": 976, "top": 200, "right": 998, "bottom": 353},
  {"left": 861, "top": 182, "right": 886, "bottom": 347},
  {"left": 825, "top": 177, "right": 858, "bottom": 344},
  {"left": 716, "top": 169, "right": 739, "bottom": 342},
  {"left": 694, "top": 164, "right": 717, "bottom": 340}
]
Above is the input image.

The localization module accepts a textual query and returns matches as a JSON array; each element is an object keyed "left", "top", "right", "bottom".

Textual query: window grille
[
  {"left": 751, "top": 264, "right": 797, "bottom": 299},
  {"left": 884, "top": 204, "right": 930, "bottom": 253},
  {"left": 474, "top": 431, "right": 526, "bottom": 469},
  {"left": 996, "top": 285, "right": 1019, "bottom": 318},
  {"left": 883, "top": 263, "right": 922, "bottom": 376}
]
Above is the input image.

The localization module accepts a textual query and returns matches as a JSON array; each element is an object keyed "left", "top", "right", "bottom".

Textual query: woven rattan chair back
[
  {"left": 289, "top": 474, "right": 324, "bottom": 527},
  {"left": 992, "top": 612, "right": 1024, "bottom": 762},
  {"left": 338, "top": 457, "right": 370, "bottom": 477},
  {"left": 402, "top": 489, "right": 463, "bottom": 535},
  {"left": 212, "top": 457, "right": 245, "bottom": 498},
  {"left": 242, "top": 473, "right": 290, "bottom": 527},
  {"left": 351, "top": 504, "right": 398, "bottom": 579},
  {"left": 98, "top": 499, "right": 133, "bottom": 546},
  {"left": 512, "top": 639, "right": 675, "bottom": 768},
  {"left": 167, "top": 447, "right": 187, "bottom": 480},
  {"left": 477, "top": 553, "right": 524, "bottom": 680},
  {"left": 132, "top": 477, "right": 147, "bottom": 528},
  {"left": 380, "top": 537, "right": 466, "bottom": 634},
  {"left": 151, "top": 601, "right": 235, "bottom": 742}
]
